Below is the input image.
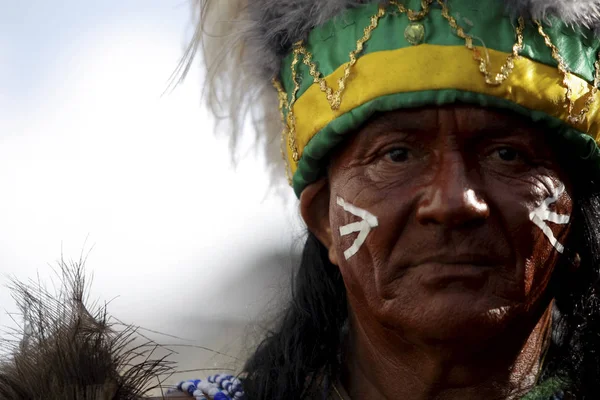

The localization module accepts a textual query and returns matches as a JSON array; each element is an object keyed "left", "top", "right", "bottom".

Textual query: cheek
[
  {"left": 329, "top": 195, "right": 381, "bottom": 305},
  {"left": 329, "top": 183, "right": 415, "bottom": 306},
  {"left": 527, "top": 189, "right": 573, "bottom": 299},
  {"left": 497, "top": 177, "right": 573, "bottom": 299}
]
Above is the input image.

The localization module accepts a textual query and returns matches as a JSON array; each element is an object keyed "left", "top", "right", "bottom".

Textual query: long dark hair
[
  {"left": 542, "top": 179, "right": 600, "bottom": 398},
  {"left": 242, "top": 232, "right": 347, "bottom": 399},
  {"left": 242, "top": 193, "right": 600, "bottom": 399}
]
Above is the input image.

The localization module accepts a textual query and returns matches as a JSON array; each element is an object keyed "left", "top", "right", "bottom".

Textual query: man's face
[{"left": 321, "top": 106, "right": 573, "bottom": 342}]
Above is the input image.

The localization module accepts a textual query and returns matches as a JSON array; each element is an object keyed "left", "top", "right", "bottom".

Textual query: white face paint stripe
[
  {"left": 339, "top": 221, "right": 366, "bottom": 236},
  {"left": 528, "top": 183, "right": 570, "bottom": 254},
  {"left": 337, "top": 197, "right": 378, "bottom": 226},
  {"left": 337, "top": 197, "right": 379, "bottom": 260}
]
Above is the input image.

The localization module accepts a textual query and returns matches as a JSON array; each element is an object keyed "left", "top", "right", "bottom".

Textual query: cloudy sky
[{"left": 0, "top": 0, "right": 301, "bottom": 381}]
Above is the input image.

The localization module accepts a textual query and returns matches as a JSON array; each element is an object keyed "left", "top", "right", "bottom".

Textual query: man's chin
[{"left": 381, "top": 294, "right": 518, "bottom": 343}]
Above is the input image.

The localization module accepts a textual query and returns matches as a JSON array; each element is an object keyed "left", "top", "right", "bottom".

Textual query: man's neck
[{"left": 341, "top": 306, "right": 552, "bottom": 400}]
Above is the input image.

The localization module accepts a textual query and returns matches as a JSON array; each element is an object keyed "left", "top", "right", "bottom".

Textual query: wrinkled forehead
[
  {"left": 340, "top": 106, "right": 552, "bottom": 153},
  {"left": 325, "top": 105, "right": 582, "bottom": 191}
]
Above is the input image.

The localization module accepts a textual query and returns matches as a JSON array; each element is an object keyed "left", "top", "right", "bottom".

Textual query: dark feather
[{"left": 0, "top": 258, "right": 175, "bottom": 400}]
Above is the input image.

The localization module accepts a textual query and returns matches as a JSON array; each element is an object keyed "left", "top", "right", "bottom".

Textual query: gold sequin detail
[
  {"left": 275, "top": 5, "right": 387, "bottom": 174},
  {"left": 390, "top": 0, "right": 432, "bottom": 45},
  {"left": 438, "top": 0, "right": 525, "bottom": 86},
  {"left": 535, "top": 20, "right": 600, "bottom": 124},
  {"left": 390, "top": 0, "right": 433, "bottom": 22},
  {"left": 288, "top": 48, "right": 302, "bottom": 163},
  {"left": 272, "top": 78, "right": 293, "bottom": 184},
  {"left": 293, "top": 5, "right": 386, "bottom": 112}
]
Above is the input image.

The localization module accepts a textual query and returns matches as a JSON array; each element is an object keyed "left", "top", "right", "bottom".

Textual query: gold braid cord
[
  {"left": 391, "top": 0, "right": 432, "bottom": 21},
  {"left": 273, "top": 78, "right": 293, "bottom": 184},
  {"left": 535, "top": 21, "right": 600, "bottom": 125},
  {"left": 273, "top": 1, "right": 600, "bottom": 183},
  {"left": 437, "top": 0, "right": 525, "bottom": 86},
  {"left": 295, "top": 5, "right": 386, "bottom": 111}
]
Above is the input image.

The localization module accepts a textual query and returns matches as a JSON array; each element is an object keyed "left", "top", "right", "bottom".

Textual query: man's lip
[
  {"left": 417, "top": 262, "right": 493, "bottom": 290},
  {"left": 408, "top": 254, "right": 506, "bottom": 268}
]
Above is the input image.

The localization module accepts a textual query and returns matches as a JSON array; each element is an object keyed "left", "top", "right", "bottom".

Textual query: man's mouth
[{"left": 408, "top": 254, "right": 504, "bottom": 290}]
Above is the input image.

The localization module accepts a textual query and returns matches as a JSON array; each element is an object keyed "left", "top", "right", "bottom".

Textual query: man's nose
[{"left": 415, "top": 153, "right": 489, "bottom": 227}]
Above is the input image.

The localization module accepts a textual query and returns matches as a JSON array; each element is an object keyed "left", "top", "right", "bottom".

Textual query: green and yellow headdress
[{"left": 193, "top": 0, "right": 600, "bottom": 197}]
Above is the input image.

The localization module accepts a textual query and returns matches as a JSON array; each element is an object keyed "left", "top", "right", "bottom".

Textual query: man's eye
[
  {"left": 492, "top": 147, "right": 521, "bottom": 162},
  {"left": 387, "top": 148, "right": 410, "bottom": 162}
]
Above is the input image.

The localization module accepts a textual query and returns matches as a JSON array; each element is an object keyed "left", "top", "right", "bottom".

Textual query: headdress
[{"left": 193, "top": 0, "right": 600, "bottom": 196}]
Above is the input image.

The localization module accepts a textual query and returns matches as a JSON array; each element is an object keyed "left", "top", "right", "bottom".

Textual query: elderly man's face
[{"left": 307, "top": 106, "right": 573, "bottom": 342}]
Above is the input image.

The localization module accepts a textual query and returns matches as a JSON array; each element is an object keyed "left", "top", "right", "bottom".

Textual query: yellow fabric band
[{"left": 288, "top": 44, "right": 600, "bottom": 174}]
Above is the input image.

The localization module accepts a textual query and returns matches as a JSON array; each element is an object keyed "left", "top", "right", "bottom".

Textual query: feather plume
[
  {"left": 504, "top": 0, "right": 600, "bottom": 31},
  {"left": 182, "top": 0, "right": 381, "bottom": 189},
  {"left": 185, "top": 0, "right": 600, "bottom": 184},
  {"left": 0, "top": 258, "right": 175, "bottom": 399}
]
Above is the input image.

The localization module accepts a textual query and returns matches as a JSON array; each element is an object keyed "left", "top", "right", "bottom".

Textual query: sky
[{"left": 0, "top": 0, "right": 300, "bottom": 382}]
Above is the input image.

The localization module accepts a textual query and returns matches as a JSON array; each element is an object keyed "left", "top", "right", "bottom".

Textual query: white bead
[
  {"left": 199, "top": 381, "right": 212, "bottom": 393},
  {"left": 194, "top": 391, "right": 207, "bottom": 400}
]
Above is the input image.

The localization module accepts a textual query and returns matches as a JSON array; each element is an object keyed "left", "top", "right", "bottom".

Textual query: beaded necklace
[{"left": 170, "top": 374, "right": 246, "bottom": 400}]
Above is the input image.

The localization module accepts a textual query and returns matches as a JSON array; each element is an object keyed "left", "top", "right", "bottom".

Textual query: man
[
  {"left": 172, "top": 0, "right": 600, "bottom": 398},
  {"left": 2, "top": 1, "right": 600, "bottom": 399}
]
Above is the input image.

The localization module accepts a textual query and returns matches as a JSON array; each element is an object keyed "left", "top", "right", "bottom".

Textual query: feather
[
  {"left": 181, "top": 0, "right": 381, "bottom": 189},
  {"left": 183, "top": 0, "right": 600, "bottom": 184},
  {"left": 504, "top": 0, "right": 600, "bottom": 31},
  {"left": 0, "top": 258, "right": 175, "bottom": 400}
]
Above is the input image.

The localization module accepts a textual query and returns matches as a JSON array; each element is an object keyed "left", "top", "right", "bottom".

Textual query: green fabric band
[
  {"left": 292, "top": 89, "right": 600, "bottom": 197},
  {"left": 277, "top": 0, "right": 600, "bottom": 196}
]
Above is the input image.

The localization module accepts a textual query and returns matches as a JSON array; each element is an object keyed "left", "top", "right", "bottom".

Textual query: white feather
[
  {"left": 182, "top": 0, "right": 285, "bottom": 189},
  {"left": 504, "top": 0, "right": 600, "bottom": 30}
]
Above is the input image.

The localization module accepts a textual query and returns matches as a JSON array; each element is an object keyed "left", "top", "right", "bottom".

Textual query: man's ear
[{"left": 300, "top": 177, "right": 339, "bottom": 266}]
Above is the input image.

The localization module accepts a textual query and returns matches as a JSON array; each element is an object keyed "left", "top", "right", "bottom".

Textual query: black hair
[
  {"left": 542, "top": 181, "right": 600, "bottom": 398},
  {"left": 242, "top": 233, "right": 347, "bottom": 399},
  {"left": 242, "top": 191, "right": 600, "bottom": 399}
]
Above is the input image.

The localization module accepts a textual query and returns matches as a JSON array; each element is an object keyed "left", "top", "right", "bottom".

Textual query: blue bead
[
  {"left": 230, "top": 385, "right": 242, "bottom": 393},
  {"left": 187, "top": 384, "right": 197, "bottom": 394},
  {"left": 213, "top": 393, "right": 230, "bottom": 400}
]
